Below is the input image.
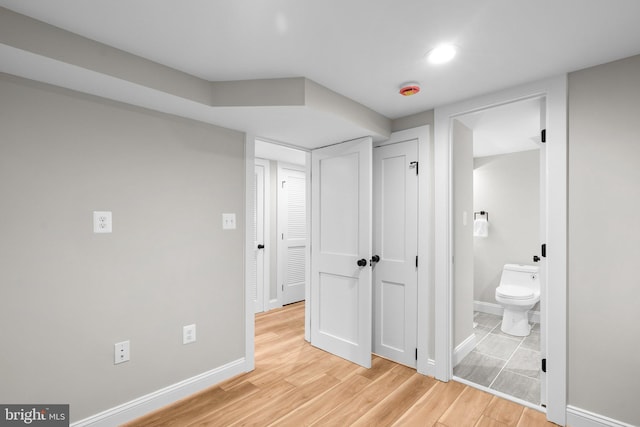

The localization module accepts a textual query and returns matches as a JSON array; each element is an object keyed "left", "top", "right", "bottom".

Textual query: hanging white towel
[{"left": 473, "top": 218, "right": 488, "bottom": 237}]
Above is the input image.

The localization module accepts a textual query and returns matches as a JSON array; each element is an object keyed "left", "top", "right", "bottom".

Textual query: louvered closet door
[{"left": 278, "top": 164, "right": 307, "bottom": 305}]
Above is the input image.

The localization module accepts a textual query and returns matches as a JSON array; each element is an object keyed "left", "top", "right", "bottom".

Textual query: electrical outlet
[
  {"left": 114, "top": 340, "right": 130, "bottom": 364},
  {"left": 183, "top": 324, "right": 196, "bottom": 344},
  {"left": 222, "top": 213, "right": 236, "bottom": 230},
  {"left": 93, "top": 211, "right": 112, "bottom": 233}
]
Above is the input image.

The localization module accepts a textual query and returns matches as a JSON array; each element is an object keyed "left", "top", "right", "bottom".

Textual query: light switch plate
[{"left": 222, "top": 213, "right": 236, "bottom": 230}]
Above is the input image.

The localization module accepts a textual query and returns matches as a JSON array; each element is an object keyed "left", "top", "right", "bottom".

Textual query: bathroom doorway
[{"left": 450, "top": 96, "right": 547, "bottom": 408}]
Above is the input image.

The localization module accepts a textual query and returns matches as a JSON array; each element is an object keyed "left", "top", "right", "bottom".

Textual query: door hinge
[
  {"left": 415, "top": 348, "right": 418, "bottom": 360},
  {"left": 282, "top": 284, "right": 284, "bottom": 292},
  {"left": 541, "top": 358, "right": 547, "bottom": 373},
  {"left": 541, "top": 129, "right": 546, "bottom": 143},
  {"left": 281, "top": 180, "right": 286, "bottom": 188},
  {"left": 415, "top": 255, "right": 418, "bottom": 268},
  {"left": 409, "top": 161, "right": 419, "bottom": 175},
  {"left": 541, "top": 243, "right": 546, "bottom": 258}
]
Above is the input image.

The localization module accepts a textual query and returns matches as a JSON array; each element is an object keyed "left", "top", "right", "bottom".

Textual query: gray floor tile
[
  {"left": 454, "top": 350, "right": 505, "bottom": 387},
  {"left": 473, "top": 324, "right": 493, "bottom": 343},
  {"left": 491, "top": 370, "right": 540, "bottom": 405},
  {"left": 474, "top": 312, "right": 502, "bottom": 329},
  {"left": 521, "top": 331, "right": 540, "bottom": 350},
  {"left": 505, "top": 347, "right": 540, "bottom": 379},
  {"left": 531, "top": 322, "right": 540, "bottom": 332},
  {"left": 476, "top": 333, "right": 521, "bottom": 360}
]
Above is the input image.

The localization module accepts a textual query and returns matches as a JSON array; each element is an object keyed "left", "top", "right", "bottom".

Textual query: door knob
[
  {"left": 370, "top": 255, "right": 380, "bottom": 266},
  {"left": 533, "top": 255, "right": 540, "bottom": 262},
  {"left": 257, "top": 244, "right": 265, "bottom": 249},
  {"left": 357, "top": 258, "right": 367, "bottom": 267}
]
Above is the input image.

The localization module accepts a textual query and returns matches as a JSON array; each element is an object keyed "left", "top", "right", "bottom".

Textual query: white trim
[
  {"left": 244, "top": 134, "right": 256, "bottom": 371},
  {"left": 454, "top": 375, "right": 546, "bottom": 413},
  {"left": 71, "top": 358, "right": 246, "bottom": 427},
  {"left": 473, "top": 300, "right": 540, "bottom": 325},
  {"left": 304, "top": 151, "right": 312, "bottom": 342},
  {"left": 434, "top": 75, "right": 567, "bottom": 426},
  {"left": 566, "top": 406, "right": 637, "bottom": 427},
  {"left": 452, "top": 333, "right": 477, "bottom": 366}
]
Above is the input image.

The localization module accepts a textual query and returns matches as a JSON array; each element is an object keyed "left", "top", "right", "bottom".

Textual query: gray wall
[
  {"left": 452, "top": 120, "right": 475, "bottom": 347},
  {"left": 568, "top": 54, "right": 640, "bottom": 425},
  {"left": 0, "top": 74, "right": 246, "bottom": 422},
  {"left": 473, "top": 150, "right": 539, "bottom": 303}
]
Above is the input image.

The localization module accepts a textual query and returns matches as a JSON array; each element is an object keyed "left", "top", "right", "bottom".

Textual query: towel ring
[{"left": 474, "top": 211, "right": 489, "bottom": 221}]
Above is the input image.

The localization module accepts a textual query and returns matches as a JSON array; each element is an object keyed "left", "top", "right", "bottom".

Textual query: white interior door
[
  {"left": 373, "top": 140, "right": 419, "bottom": 367},
  {"left": 252, "top": 160, "right": 268, "bottom": 313},
  {"left": 311, "top": 137, "right": 372, "bottom": 368},
  {"left": 278, "top": 164, "right": 307, "bottom": 305}
]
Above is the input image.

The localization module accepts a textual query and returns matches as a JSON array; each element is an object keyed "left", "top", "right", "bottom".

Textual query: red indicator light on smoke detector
[{"left": 399, "top": 83, "right": 421, "bottom": 96}]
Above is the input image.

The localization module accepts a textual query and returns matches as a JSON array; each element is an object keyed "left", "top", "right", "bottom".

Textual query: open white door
[
  {"left": 251, "top": 160, "right": 268, "bottom": 313},
  {"left": 373, "top": 139, "right": 418, "bottom": 368},
  {"left": 311, "top": 137, "right": 372, "bottom": 368}
]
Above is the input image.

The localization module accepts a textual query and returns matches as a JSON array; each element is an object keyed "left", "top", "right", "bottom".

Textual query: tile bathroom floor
[{"left": 454, "top": 312, "right": 542, "bottom": 406}]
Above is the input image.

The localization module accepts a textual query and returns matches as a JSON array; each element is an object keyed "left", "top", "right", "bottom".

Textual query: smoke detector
[{"left": 399, "top": 82, "right": 421, "bottom": 97}]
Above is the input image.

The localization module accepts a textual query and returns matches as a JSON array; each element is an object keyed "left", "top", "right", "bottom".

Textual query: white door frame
[{"left": 434, "top": 76, "right": 567, "bottom": 425}]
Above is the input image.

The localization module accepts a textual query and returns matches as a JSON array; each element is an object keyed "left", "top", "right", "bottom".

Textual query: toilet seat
[{"left": 496, "top": 285, "right": 534, "bottom": 300}]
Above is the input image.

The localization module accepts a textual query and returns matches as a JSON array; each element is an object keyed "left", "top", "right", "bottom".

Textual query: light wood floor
[{"left": 125, "top": 302, "right": 556, "bottom": 427}]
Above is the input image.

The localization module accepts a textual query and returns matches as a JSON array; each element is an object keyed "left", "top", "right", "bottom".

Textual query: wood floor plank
[
  {"left": 439, "top": 385, "right": 494, "bottom": 426},
  {"left": 310, "top": 367, "right": 414, "bottom": 426},
  {"left": 475, "top": 415, "right": 510, "bottom": 427},
  {"left": 483, "top": 395, "right": 526, "bottom": 426},
  {"left": 267, "top": 373, "right": 372, "bottom": 426},
  {"left": 391, "top": 380, "right": 466, "bottom": 426},
  {"left": 186, "top": 377, "right": 296, "bottom": 426},
  {"left": 122, "top": 381, "right": 259, "bottom": 427},
  {"left": 125, "top": 302, "right": 554, "bottom": 427},
  {"left": 350, "top": 373, "right": 438, "bottom": 426},
  {"left": 517, "top": 408, "right": 555, "bottom": 427},
  {"left": 228, "top": 374, "right": 340, "bottom": 427}
]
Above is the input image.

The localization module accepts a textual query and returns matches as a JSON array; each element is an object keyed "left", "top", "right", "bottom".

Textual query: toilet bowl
[{"left": 495, "top": 264, "right": 540, "bottom": 336}]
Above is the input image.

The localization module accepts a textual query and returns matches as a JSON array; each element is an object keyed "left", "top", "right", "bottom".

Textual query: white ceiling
[{"left": 2, "top": 1, "right": 640, "bottom": 146}]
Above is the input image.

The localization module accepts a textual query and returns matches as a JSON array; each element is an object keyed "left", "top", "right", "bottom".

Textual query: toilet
[{"left": 495, "top": 264, "right": 540, "bottom": 336}]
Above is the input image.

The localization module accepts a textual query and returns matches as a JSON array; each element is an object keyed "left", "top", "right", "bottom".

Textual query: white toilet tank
[{"left": 500, "top": 264, "right": 540, "bottom": 292}]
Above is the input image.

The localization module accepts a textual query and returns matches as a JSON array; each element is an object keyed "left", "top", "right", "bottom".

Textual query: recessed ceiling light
[{"left": 426, "top": 44, "right": 457, "bottom": 65}]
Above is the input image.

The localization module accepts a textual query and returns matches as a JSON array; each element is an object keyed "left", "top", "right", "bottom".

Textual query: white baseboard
[
  {"left": 453, "top": 333, "right": 477, "bottom": 366},
  {"left": 71, "top": 358, "right": 248, "bottom": 427},
  {"left": 473, "top": 300, "right": 540, "bottom": 324},
  {"left": 567, "top": 405, "right": 636, "bottom": 427},
  {"left": 268, "top": 298, "right": 281, "bottom": 311}
]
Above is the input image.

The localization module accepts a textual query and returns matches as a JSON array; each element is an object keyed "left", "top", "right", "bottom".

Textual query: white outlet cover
[
  {"left": 93, "top": 211, "right": 112, "bottom": 233},
  {"left": 222, "top": 213, "right": 236, "bottom": 230},
  {"left": 114, "top": 340, "right": 130, "bottom": 364}
]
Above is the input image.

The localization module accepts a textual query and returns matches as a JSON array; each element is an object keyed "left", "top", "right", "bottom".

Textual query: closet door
[
  {"left": 278, "top": 164, "right": 307, "bottom": 305},
  {"left": 310, "top": 137, "right": 372, "bottom": 368}
]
